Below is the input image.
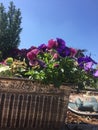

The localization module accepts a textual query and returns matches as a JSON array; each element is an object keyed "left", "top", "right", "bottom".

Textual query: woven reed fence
[{"left": 0, "top": 77, "right": 72, "bottom": 130}]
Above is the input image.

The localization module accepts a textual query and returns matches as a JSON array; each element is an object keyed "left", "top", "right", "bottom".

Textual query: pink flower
[
  {"left": 47, "top": 39, "right": 57, "bottom": 49},
  {"left": 27, "top": 51, "right": 36, "bottom": 61},
  {"left": 27, "top": 49, "right": 39, "bottom": 61},
  {"left": 53, "top": 53, "right": 59, "bottom": 59},
  {"left": 32, "top": 48, "right": 39, "bottom": 55},
  {"left": 0, "top": 61, "right": 6, "bottom": 65},
  {"left": 70, "top": 48, "right": 77, "bottom": 57}
]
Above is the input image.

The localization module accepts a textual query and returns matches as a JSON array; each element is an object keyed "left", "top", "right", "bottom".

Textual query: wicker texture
[{"left": 0, "top": 77, "right": 71, "bottom": 129}]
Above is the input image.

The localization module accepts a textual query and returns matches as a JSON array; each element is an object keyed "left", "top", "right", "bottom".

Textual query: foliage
[
  {"left": 0, "top": 1, "right": 22, "bottom": 60},
  {"left": 0, "top": 38, "right": 98, "bottom": 89},
  {"left": 25, "top": 38, "right": 98, "bottom": 88}
]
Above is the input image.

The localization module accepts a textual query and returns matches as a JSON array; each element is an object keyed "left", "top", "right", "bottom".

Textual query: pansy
[
  {"left": 38, "top": 44, "right": 47, "bottom": 52},
  {"left": 47, "top": 39, "right": 57, "bottom": 49},
  {"left": 13, "top": 38, "right": 98, "bottom": 88},
  {"left": 77, "top": 56, "right": 97, "bottom": 68},
  {"left": 56, "top": 38, "right": 66, "bottom": 49},
  {"left": 57, "top": 47, "right": 71, "bottom": 57},
  {"left": 84, "top": 62, "right": 93, "bottom": 71},
  {"left": 70, "top": 48, "right": 77, "bottom": 57},
  {"left": 27, "top": 49, "right": 39, "bottom": 61},
  {"left": 93, "top": 70, "right": 98, "bottom": 77},
  {"left": 0, "top": 37, "right": 98, "bottom": 88}
]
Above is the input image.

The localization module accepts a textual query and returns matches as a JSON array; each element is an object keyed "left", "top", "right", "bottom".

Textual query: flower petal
[{"left": 93, "top": 70, "right": 98, "bottom": 77}]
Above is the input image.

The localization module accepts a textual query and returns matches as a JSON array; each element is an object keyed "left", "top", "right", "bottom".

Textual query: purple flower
[
  {"left": 56, "top": 38, "right": 66, "bottom": 49},
  {"left": 28, "top": 46, "right": 37, "bottom": 51},
  {"left": 93, "top": 70, "right": 98, "bottom": 77},
  {"left": 38, "top": 44, "right": 47, "bottom": 51},
  {"left": 9, "top": 48, "right": 20, "bottom": 58},
  {"left": 81, "top": 56, "right": 96, "bottom": 63},
  {"left": 84, "top": 62, "right": 93, "bottom": 71},
  {"left": 19, "top": 49, "right": 28, "bottom": 58},
  {"left": 57, "top": 47, "right": 71, "bottom": 57},
  {"left": 77, "top": 56, "right": 97, "bottom": 68},
  {"left": 55, "top": 38, "right": 71, "bottom": 57}
]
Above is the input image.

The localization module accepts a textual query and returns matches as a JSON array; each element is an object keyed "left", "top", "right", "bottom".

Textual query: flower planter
[{"left": 0, "top": 77, "right": 72, "bottom": 130}]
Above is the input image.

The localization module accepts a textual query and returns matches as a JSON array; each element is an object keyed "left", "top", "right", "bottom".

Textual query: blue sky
[{"left": 0, "top": 0, "right": 98, "bottom": 61}]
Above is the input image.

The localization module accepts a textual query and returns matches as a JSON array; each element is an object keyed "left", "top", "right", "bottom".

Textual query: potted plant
[{"left": 0, "top": 38, "right": 98, "bottom": 129}]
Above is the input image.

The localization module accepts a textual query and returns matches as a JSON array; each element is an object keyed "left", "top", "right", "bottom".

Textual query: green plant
[
  {"left": 25, "top": 38, "right": 98, "bottom": 88},
  {"left": 0, "top": 38, "right": 98, "bottom": 89}
]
